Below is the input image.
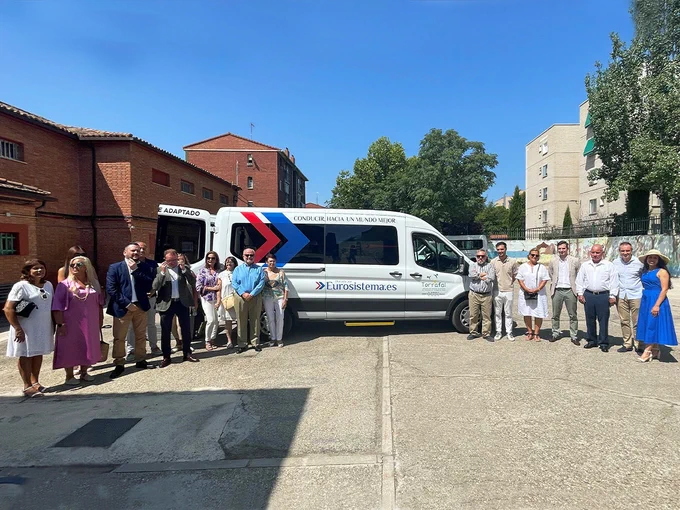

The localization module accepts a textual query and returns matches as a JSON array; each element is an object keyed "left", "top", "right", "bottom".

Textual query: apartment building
[
  {"left": 493, "top": 190, "right": 523, "bottom": 209},
  {"left": 525, "top": 124, "right": 581, "bottom": 229},
  {"left": 184, "top": 133, "right": 307, "bottom": 208},
  {"left": 578, "top": 100, "right": 628, "bottom": 219}
]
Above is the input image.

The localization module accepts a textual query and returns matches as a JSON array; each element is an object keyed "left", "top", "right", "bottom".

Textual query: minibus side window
[
  {"left": 230, "top": 223, "right": 324, "bottom": 263},
  {"left": 412, "top": 233, "right": 460, "bottom": 274},
  {"left": 324, "top": 225, "right": 399, "bottom": 265},
  {"left": 155, "top": 216, "right": 206, "bottom": 264}
]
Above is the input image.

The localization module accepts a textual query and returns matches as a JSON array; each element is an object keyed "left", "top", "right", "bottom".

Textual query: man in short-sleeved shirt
[{"left": 490, "top": 242, "right": 518, "bottom": 341}]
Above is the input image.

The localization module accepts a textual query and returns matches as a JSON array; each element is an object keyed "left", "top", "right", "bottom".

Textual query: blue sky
[{"left": 1, "top": 0, "right": 633, "bottom": 206}]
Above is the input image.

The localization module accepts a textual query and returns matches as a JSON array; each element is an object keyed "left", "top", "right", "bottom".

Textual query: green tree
[
  {"left": 328, "top": 137, "right": 411, "bottom": 210},
  {"left": 475, "top": 204, "right": 509, "bottom": 233},
  {"left": 507, "top": 186, "right": 526, "bottom": 234},
  {"left": 562, "top": 205, "right": 574, "bottom": 230},
  {"left": 585, "top": 0, "right": 680, "bottom": 214},
  {"left": 409, "top": 128, "right": 497, "bottom": 233}
]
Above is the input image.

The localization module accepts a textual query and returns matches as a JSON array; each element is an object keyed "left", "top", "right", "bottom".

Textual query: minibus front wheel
[{"left": 451, "top": 300, "right": 470, "bottom": 333}]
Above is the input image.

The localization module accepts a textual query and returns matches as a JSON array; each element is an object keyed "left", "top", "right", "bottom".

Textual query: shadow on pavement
[{"left": 0, "top": 387, "right": 310, "bottom": 510}]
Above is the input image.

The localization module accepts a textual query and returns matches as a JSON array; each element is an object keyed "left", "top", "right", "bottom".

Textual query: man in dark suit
[
  {"left": 152, "top": 248, "right": 199, "bottom": 368},
  {"left": 106, "top": 242, "right": 156, "bottom": 378}
]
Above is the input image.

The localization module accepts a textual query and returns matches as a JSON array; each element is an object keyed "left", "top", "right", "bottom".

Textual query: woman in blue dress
[{"left": 637, "top": 249, "right": 677, "bottom": 362}]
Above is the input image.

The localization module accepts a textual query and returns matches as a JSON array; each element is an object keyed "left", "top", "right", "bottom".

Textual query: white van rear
[{"left": 155, "top": 205, "right": 472, "bottom": 333}]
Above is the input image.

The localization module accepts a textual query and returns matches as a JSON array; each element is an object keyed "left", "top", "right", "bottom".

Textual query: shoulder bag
[
  {"left": 523, "top": 264, "right": 538, "bottom": 301},
  {"left": 15, "top": 299, "right": 37, "bottom": 318}
]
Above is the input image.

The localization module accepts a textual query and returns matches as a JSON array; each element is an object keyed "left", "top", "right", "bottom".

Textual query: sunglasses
[
  {"left": 206, "top": 257, "right": 216, "bottom": 260},
  {"left": 39, "top": 288, "right": 48, "bottom": 300},
  {"left": 476, "top": 255, "right": 486, "bottom": 258},
  {"left": 529, "top": 254, "right": 539, "bottom": 258},
  {"left": 70, "top": 262, "right": 85, "bottom": 269},
  {"left": 244, "top": 254, "right": 255, "bottom": 258}
]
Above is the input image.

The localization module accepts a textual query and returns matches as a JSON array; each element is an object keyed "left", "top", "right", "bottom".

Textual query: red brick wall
[
  {"left": 0, "top": 205, "right": 37, "bottom": 284},
  {"left": 129, "top": 143, "right": 237, "bottom": 219},
  {"left": 186, "top": 149, "right": 280, "bottom": 207}
]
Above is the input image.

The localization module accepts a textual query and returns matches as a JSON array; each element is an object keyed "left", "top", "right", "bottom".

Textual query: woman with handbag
[
  {"left": 217, "top": 256, "right": 238, "bottom": 349},
  {"left": 52, "top": 256, "right": 105, "bottom": 385},
  {"left": 4, "top": 259, "right": 54, "bottom": 397},
  {"left": 196, "top": 251, "right": 222, "bottom": 351},
  {"left": 516, "top": 248, "right": 550, "bottom": 341}
]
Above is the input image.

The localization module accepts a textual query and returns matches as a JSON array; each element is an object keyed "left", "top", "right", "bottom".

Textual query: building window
[
  {"left": 247, "top": 201, "right": 254, "bottom": 207},
  {"left": 0, "top": 139, "right": 23, "bottom": 161},
  {"left": 220, "top": 194, "right": 229, "bottom": 205},
  {"left": 152, "top": 169, "right": 170, "bottom": 187},
  {"left": 541, "top": 187, "right": 548, "bottom": 201},
  {"left": 538, "top": 141, "right": 548, "bottom": 155},
  {"left": 589, "top": 199, "right": 597, "bottom": 215},
  {"left": 542, "top": 210, "right": 548, "bottom": 224},
  {"left": 202, "top": 188, "right": 213, "bottom": 200},
  {"left": 247, "top": 154, "right": 253, "bottom": 167},
  {"left": 540, "top": 164, "right": 548, "bottom": 178},
  {"left": 0, "top": 232, "right": 19, "bottom": 255},
  {"left": 180, "top": 180, "right": 195, "bottom": 195},
  {"left": 247, "top": 176, "right": 254, "bottom": 190}
]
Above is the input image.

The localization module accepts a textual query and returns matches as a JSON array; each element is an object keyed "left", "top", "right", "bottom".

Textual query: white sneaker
[
  {"left": 507, "top": 334, "right": 515, "bottom": 342},
  {"left": 494, "top": 333, "right": 502, "bottom": 341}
]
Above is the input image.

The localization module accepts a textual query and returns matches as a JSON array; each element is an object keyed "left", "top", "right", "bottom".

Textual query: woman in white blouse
[
  {"left": 516, "top": 248, "right": 551, "bottom": 341},
  {"left": 216, "top": 256, "right": 238, "bottom": 349},
  {"left": 3, "top": 259, "right": 54, "bottom": 397}
]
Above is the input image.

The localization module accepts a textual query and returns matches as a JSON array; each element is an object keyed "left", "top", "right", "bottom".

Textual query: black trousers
[
  {"left": 160, "top": 301, "right": 192, "bottom": 358},
  {"left": 584, "top": 291, "right": 610, "bottom": 346}
]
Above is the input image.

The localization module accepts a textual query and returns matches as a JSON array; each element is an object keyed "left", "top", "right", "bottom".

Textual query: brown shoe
[
  {"left": 183, "top": 355, "right": 199, "bottom": 363},
  {"left": 160, "top": 357, "right": 172, "bottom": 368}
]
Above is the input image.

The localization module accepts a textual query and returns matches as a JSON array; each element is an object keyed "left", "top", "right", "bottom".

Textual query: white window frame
[
  {"left": 542, "top": 187, "right": 548, "bottom": 201},
  {"left": 542, "top": 210, "right": 548, "bottom": 224},
  {"left": 0, "top": 139, "right": 22, "bottom": 161},
  {"left": 247, "top": 154, "right": 253, "bottom": 167},
  {"left": 589, "top": 199, "right": 597, "bottom": 215},
  {"left": 247, "top": 176, "right": 254, "bottom": 190}
]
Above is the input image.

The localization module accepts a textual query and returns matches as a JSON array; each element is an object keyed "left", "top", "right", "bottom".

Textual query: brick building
[
  {"left": 0, "top": 101, "right": 239, "bottom": 292},
  {"left": 184, "top": 133, "right": 307, "bottom": 208}
]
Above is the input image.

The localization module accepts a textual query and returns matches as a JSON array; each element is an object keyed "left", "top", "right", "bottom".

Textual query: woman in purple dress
[{"left": 52, "top": 256, "right": 104, "bottom": 385}]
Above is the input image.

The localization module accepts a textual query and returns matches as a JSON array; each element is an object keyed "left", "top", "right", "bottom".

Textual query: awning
[
  {"left": 584, "top": 112, "right": 591, "bottom": 128},
  {"left": 583, "top": 137, "right": 595, "bottom": 156}
]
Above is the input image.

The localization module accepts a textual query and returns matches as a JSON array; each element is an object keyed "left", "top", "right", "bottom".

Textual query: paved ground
[{"left": 0, "top": 287, "right": 679, "bottom": 509}]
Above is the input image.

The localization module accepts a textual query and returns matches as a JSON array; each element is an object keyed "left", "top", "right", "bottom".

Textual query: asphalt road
[{"left": 0, "top": 287, "right": 679, "bottom": 509}]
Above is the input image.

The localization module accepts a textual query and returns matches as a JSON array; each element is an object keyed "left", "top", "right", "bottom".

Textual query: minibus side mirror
[{"left": 457, "top": 260, "right": 469, "bottom": 276}]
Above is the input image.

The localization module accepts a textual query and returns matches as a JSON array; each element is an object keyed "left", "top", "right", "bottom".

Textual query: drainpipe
[{"left": 90, "top": 143, "right": 98, "bottom": 268}]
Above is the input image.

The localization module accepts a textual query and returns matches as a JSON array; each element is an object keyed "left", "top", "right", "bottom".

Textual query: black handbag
[
  {"left": 15, "top": 299, "right": 37, "bottom": 317},
  {"left": 524, "top": 291, "right": 538, "bottom": 301}
]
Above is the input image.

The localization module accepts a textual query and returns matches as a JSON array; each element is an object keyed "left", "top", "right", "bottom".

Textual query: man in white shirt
[
  {"left": 576, "top": 244, "right": 619, "bottom": 352},
  {"left": 548, "top": 241, "right": 581, "bottom": 344},
  {"left": 613, "top": 241, "right": 644, "bottom": 353}
]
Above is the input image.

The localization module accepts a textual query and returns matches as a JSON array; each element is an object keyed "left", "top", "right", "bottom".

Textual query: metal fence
[{"left": 485, "top": 216, "right": 680, "bottom": 241}]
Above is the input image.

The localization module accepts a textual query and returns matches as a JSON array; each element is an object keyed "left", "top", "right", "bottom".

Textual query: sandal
[
  {"left": 205, "top": 342, "right": 215, "bottom": 351},
  {"left": 525, "top": 332, "right": 533, "bottom": 341},
  {"left": 226, "top": 342, "right": 233, "bottom": 349},
  {"left": 533, "top": 333, "right": 542, "bottom": 342},
  {"left": 23, "top": 386, "right": 44, "bottom": 398}
]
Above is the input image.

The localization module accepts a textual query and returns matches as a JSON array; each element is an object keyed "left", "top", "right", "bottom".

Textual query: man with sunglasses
[
  {"left": 467, "top": 249, "right": 496, "bottom": 341},
  {"left": 106, "top": 243, "right": 156, "bottom": 378},
  {"left": 231, "top": 248, "right": 266, "bottom": 353}
]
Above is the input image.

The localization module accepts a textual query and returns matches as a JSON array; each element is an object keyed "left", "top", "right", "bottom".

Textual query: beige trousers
[
  {"left": 112, "top": 307, "right": 147, "bottom": 365},
  {"left": 617, "top": 297, "right": 641, "bottom": 349},
  {"left": 234, "top": 293, "right": 263, "bottom": 347},
  {"left": 469, "top": 291, "right": 493, "bottom": 336}
]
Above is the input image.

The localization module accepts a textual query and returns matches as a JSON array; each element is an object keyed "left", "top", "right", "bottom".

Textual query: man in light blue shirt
[
  {"left": 613, "top": 241, "right": 644, "bottom": 353},
  {"left": 232, "top": 247, "right": 266, "bottom": 353}
]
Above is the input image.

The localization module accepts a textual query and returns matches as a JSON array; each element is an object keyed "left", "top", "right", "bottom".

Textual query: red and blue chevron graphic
[{"left": 240, "top": 212, "right": 310, "bottom": 266}]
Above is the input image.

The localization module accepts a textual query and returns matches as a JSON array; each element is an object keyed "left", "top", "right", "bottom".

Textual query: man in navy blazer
[{"left": 106, "top": 242, "right": 155, "bottom": 378}]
